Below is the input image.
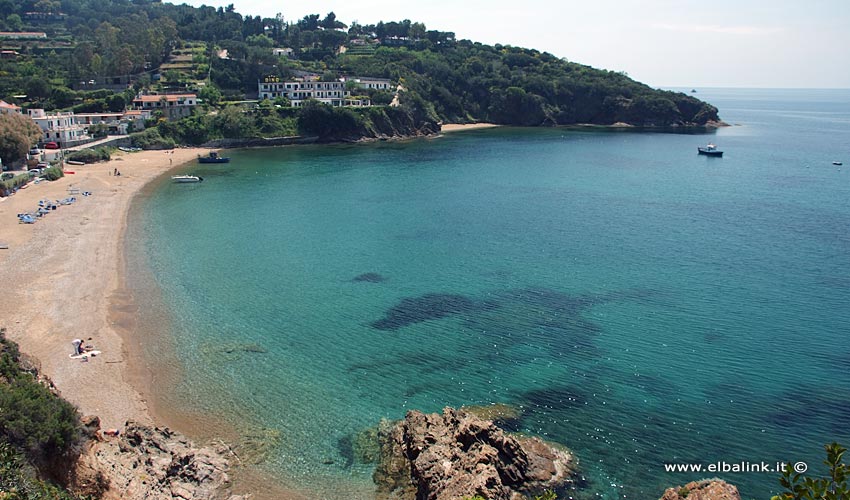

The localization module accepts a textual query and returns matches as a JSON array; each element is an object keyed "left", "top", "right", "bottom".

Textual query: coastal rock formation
[
  {"left": 660, "top": 480, "right": 742, "bottom": 500},
  {"left": 374, "top": 407, "right": 578, "bottom": 500},
  {"left": 73, "top": 419, "right": 244, "bottom": 500}
]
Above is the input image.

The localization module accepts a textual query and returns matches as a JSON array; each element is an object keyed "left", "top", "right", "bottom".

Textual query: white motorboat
[{"left": 172, "top": 174, "right": 203, "bottom": 183}]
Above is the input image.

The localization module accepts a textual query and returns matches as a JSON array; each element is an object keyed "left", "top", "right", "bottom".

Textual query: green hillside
[{"left": 0, "top": 1, "right": 719, "bottom": 134}]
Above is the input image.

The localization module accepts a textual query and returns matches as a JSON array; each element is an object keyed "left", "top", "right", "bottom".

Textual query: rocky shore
[
  {"left": 660, "top": 480, "right": 742, "bottom": 500},
  {"left": 71, "top": 417, "right": 243, "bottom": 500},
  {"left": 373, "top": 407, "right": 580, "bottom": 500}
]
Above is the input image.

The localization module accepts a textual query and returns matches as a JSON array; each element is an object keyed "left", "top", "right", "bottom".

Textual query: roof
[
  {"left": 0, "top": 31, "right": 47, "bottom": 38},
  {"left": 0, "top": 100, "right": 21, "bottom": 110},
  {"left": 133, "top": 94, "right": 197, "bottom": 103},
  {"left": 75, "top": 112, "right": 123, "bottom": 117}
]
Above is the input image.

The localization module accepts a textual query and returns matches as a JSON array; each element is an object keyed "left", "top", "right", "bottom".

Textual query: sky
[{"left": 182, "top": 0, "right": 850, "bottom": 89}]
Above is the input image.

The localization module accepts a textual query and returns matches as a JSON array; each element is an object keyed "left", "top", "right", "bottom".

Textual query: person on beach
[
  {"left": 72, "top": 338, "right": 82, "bottom": 355},
  {"left": 113, "top": 168, "right": 117, "bottom": 176}
]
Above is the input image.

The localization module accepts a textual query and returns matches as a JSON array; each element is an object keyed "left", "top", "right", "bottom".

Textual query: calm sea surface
[{"left": 127, "top": 88, "right": 850, "bottom": 499}]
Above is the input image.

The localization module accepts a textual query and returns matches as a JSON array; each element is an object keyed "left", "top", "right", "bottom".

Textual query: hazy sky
[{"left": 183, "top": 0, "right": 850, "bottom": 88}]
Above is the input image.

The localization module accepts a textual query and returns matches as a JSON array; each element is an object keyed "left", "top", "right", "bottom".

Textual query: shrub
[
  {"left": 66, "top": 147, "right": 110, "bottom": 164},
  {"left": 773, "top": 442, "right": 848, "bottom": 500},
  {"left": 130, "top": 127, "right": 176, "bottom": 150},
  {"left": 0, "top": 173, "right": 30, "bottom": 196},
  {"left": 42, "top": 167, "right": 64, "bottom": 181},
  {"left": 0, "top": 328, "right": 81, "bottom": 463},
  {"left": 0, "top": 442, "right": 79, "bottom": 500}
]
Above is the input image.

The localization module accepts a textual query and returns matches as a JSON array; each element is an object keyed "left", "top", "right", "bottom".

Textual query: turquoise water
[{"left": 127, "top": 88, "right": 850, "bottom": 499}]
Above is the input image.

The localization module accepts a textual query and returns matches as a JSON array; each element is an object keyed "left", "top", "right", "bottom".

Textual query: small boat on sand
[
  {"left": 698, "top": 143, "right": 723, "bottom": 157},
  {"left": 198, "top": 151, "right": 230, "bottom": 163},
  {"left": 172, "top": 175, "right": 203, "bottom": 183}
]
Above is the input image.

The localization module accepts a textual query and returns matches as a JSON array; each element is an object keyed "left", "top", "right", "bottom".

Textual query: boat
[
  {"left": 198, "top": 151, "right": 230, "bottom": 163},
  {"left": 698, "top": 143, "right": 723, "bottom": 157},
  {"left": 171, "top": 174, "right": 203, "bottom": 183},
  {"left": 66, "top": 160, "right": 85, "bottom": 166},
  {"left": 833, "top": 161, "right": 843, "bottom": 166}
]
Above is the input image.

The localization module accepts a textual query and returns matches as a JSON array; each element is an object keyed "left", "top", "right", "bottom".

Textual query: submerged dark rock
[
  {"left": 352, "top": 272, "right": 387, "bottom": 283},
  {"left": 374, "top": 407, "right": 579, "bottom": 500},
  {"left": 370, "top": 293, "right": 496, "bottom": 331}
]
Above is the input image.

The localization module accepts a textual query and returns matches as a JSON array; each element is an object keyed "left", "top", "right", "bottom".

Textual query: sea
[{"left": 126, "top": 88, "right": 850, "bottom": 499}]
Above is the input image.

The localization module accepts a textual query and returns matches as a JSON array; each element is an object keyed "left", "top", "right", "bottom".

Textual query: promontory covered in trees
[{"left": 0, "top": 1, "right": 719, "bottom": 146}]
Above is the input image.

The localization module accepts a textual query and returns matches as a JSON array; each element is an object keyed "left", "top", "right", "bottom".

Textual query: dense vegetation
[
  {"left": 0, "top": 0, "right": 719, "bottom": 144},
  {"left": 0, "top": 328, "right": 82, "bottom": 499}
]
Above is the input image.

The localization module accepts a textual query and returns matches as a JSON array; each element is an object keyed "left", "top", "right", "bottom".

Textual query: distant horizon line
[{"left": 661, "top": 86, "right": 850, "bottom": 91}]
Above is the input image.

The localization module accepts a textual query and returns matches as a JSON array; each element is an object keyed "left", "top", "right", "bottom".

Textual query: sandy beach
[
  {"left": 440, "top": 122, "right": 500, "bottom": 133},
  {"left": 0, "top": 148, "right": 206, "bottom": 429}
]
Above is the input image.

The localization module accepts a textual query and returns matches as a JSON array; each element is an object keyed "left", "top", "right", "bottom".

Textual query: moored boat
[
  {"left": 698, "top": 143, "right": 723, "bottom": 157},
  {"left": 172, "top": 174, "right": 203, "bottom": 183},
  {"left": 198, "top": 151, "right": 230, "bottom": 163}
]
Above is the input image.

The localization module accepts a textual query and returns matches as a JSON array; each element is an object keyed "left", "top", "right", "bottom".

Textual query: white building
[
  {"left": 132, "top": 93, "right": 197, "bottom": 119},
  {"left": 272, "top": 48, "right": 294, "bottom": 57},
  {"left": 75, "top": 112, "right": 132, "bottom": 135},
  {"left": 344, "top": 77, "right": 392, "bottom": 91},
  {"left": 27, "top": 109, "right": 90, "bottom": 147},
  {"left": 259, "top": 77, "right": 370, "bottom": 107},
  {"left": 258, "top": 76, "right": 388, "bottom": 107}
]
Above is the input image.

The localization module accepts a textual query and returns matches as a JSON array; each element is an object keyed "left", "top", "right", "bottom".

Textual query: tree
[
  {"left": 6, "top": 13, "right": 21, "bottom": 31},
  {"left": 106, "top": 93, "right": 126, "bottom": 112},
  {"left": 213, "top": 105, "right": 255, "bottom": 138},
  {"left": 0, "top": 114, "right": 44, "bottom": 164},
  {"left": 321, "top": 11, "right": 346, "bottom": 30},
  {"left": 25, "top": 78, "right": 51, "bottom": 100},
  {"left": 246, "top": 33, "right": 273, "bottom": 48},
  {"left": 198, "top": 84, "right": 222, "bottom": 106}
]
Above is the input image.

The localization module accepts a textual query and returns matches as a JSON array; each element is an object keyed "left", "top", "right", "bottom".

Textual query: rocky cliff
[{"left": 374, "top": 407, "right": 579, "bottom": 500}]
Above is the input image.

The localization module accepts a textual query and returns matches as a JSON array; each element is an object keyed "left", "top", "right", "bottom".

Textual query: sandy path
[{"left": 0, "top": 149, "right": 206, "bottom": 429}]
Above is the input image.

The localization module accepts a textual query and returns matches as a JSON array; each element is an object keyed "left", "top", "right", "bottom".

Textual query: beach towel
[{"left": 69, "top": 350, "right": 101, "bottom": 359}]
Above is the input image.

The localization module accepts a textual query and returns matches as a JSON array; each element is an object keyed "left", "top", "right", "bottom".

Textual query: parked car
[
  {"left": 37, "top": 162, "right": 50, "bottom": 169},
  {"left": 29, "top": 147, "right": 41, "bottom": 155},
  {"left": 28, "top": 169, "right": 43, "bottom": 176},
  {"left": 44, "top": 142, "right": 59, "bottom": 149}
]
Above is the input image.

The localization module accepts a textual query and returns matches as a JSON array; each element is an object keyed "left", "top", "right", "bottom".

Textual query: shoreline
[
  {"left": 0, "top": 149, "right": 206, "bottom": 430},
  {"left": 0, "top": 146, "right": 324, "bottom": 499}
]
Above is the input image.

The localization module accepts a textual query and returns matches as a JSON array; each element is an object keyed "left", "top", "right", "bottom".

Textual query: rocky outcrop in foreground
[
  {"left": 73, "top": 417, "right": 244, "bottom": 500},
  {"left": 374, "top": 407, "right": 578, "bottom": 500},
  {"left": 660, "top": 480, "right": 742, "bottom": 500}
]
